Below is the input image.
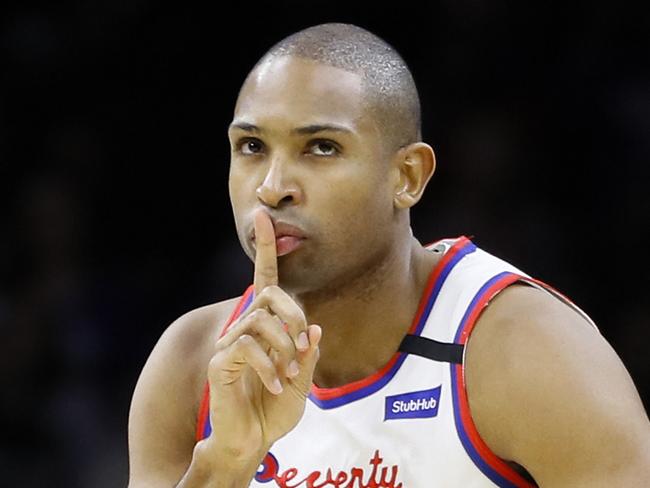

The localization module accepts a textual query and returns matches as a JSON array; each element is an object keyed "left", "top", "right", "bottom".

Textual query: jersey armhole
[
  {"left": 450, "top": 272, "right": 539, "bottom": 488},
  {"left": 450, "top": 271, "right": 596, "bottom": 487}
]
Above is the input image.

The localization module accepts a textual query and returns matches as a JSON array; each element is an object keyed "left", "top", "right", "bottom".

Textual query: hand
[{"left": 204, "top": 209, "right": 321, "bottom": 466}]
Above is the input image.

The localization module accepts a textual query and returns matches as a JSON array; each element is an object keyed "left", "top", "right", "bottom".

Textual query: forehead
[{"left": 234, "top": 56, "right": 372, "bottom": 131}]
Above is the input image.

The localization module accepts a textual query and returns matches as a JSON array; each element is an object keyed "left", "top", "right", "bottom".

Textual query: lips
[
  {"left": 275, "top": 235, "right": 303, "bottom": 256},
  {"left": 252, "top": 218, "right": 306, "bottom": 257},
  {"left": 273, "top": 221, "right": 305, "bottom": 256}
]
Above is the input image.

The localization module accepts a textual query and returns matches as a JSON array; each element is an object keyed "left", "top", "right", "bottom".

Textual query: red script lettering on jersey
[{"left": 256, "top": 449, "right": 403, "bottom": 488}]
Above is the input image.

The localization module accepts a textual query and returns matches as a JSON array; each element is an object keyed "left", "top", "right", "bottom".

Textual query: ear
[{"left": 392, "top": 142, "right": 436, "bottom": 209}]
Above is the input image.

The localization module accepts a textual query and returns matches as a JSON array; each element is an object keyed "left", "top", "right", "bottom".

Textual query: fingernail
[
  {"left": 288, "top": 360, "right": 299, "bottom": 377},
  {"left": 297, "top": 332, "right": 309, "bottom": 351},
  {"left": 271, "top": 378, "right": 283, "bottom": 394}
]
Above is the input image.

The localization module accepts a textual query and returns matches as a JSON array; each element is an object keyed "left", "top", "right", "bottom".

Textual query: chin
[{"left": 278, "top": 259, "right": 321, "bottom": 294}]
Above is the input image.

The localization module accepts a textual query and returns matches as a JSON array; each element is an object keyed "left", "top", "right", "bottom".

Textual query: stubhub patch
[{"left": 384, "top": 386, "right": 441, "bottom": 420}]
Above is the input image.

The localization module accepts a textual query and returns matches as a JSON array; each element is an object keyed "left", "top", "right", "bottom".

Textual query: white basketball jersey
[{"left": 197, "top": 237, "right": 594, "bottom": 488}]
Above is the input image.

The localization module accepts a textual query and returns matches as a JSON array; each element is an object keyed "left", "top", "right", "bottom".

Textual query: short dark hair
[{"left": 255, "top": 23, "right": 422, "bottom": 151}]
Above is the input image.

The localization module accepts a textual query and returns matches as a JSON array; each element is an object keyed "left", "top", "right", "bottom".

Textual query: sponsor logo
[
  {"left": 255, "top": 450, "right": 402, "bottom": 488},
  {"left": 384, "top": 386, "right": 441, "bottom": 420}
]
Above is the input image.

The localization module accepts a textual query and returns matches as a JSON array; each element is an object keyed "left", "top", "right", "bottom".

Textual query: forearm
[{"left": 175, "top": 439, "right": 264, "bottom": 488}]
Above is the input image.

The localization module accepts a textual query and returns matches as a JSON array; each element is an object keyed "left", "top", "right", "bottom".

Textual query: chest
[{"left": 251, "top": 355, "right": 493, "bottom": 488}]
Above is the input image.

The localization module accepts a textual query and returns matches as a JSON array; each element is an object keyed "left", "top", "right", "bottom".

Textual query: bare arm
[
  {"left": 127, "top": 301, "right": 238, "bottom": 487},
  {"left": 466, "top": 284, "right": 650, "bottom": 487}
]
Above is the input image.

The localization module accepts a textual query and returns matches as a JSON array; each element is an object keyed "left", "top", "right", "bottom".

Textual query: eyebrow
[
  {"left": 228, "top": 122, "right": 353, "bottom": 135},
  {"left": 229, "top": 122, "right": 260, "bottom": 133},
  {"left": 292, "top": 124, "right": 353, "bottom": 135}
]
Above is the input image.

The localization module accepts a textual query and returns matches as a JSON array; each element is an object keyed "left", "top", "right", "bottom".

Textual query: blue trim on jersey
[
  {"left": 415, "top": 241, "right": 477, "bottom": 337},
  {"left": 203, "top": 290, "right": 256, "bottom": 439},
  {"left": 203, "top": 412, "right": 212, "bottom": 438},
  {"left": 451, "top": 367, "right": 520, "bottom": 488},
  {"left": 451, "top": 271, "right": 522, "bottom": 488},
  {"left": 309, "top": 240, "right": 477, "bottom": 410},
  {"left": 309, "top": 354, "right": 409, "bottom": 409},
  {"left": 453, "top": 271, "right": 512, "bottom": 343}
]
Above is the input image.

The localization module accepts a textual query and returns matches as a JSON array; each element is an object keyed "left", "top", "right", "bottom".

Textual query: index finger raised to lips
[{"left": 254, "top": 210, "right": 278, "bottom": 295}]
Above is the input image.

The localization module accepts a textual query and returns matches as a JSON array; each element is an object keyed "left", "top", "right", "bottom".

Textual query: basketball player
[{"left": 127, "top": 24, "right": 650, "bottom": 487}]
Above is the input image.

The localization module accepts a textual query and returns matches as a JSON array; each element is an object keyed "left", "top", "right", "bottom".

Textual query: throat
[
  {"left": 305, "top": 239, "right": 441, "bottom": 389},
  {"left": 312, "top": 322, "right": 405, "bottom": 388}
]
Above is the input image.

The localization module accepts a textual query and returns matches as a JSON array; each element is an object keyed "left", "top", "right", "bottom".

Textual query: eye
[
  {"left": 237, "top": 138, "right": 264, "bottom": 155},
  {"left": 308, "top": 140, "right": 340, "bottom": 157}
]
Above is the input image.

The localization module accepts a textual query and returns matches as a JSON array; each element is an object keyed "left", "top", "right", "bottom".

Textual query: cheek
[
  {"left": 229, "top": 164, "right": 258, "bottom": 210},
  {"left": 328, "top": 166, "right": 392, "bottom": 212},
  {"left": 310, "top": 166, "right": 393, "bottom": 234},
  {"left": 228, "top": 166, "right": 255, "bottom": 235}
]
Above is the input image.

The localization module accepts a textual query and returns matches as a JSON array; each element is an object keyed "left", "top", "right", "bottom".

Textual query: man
[{"left": 127, "top": 23, "right": 650, "bottom": 487}]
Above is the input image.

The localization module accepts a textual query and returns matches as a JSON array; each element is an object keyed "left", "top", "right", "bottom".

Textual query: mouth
[
  {"left": 275, "top": 235, "right": 304, "bottom": 256},
  {"left": 252, "top": 219, "right": 306, "bottom": 257}
]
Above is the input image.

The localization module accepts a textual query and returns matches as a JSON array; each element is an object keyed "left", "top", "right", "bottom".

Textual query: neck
[{"left": 297, "top": 231, "right": 439, "bottom": 389}]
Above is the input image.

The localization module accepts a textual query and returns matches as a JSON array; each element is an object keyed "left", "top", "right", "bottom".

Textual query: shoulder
[
  {"left": 134, "top": 294, "right": 243, "bottom": 417},
  {"left": 465, "top": 283, "right": 650, "bottom": 486},
  {"left": 128, "top": 295, "right": 244, "bottom": 485},
  {"left": 155, "top": 297, "right": 243, "bottom": 376}
]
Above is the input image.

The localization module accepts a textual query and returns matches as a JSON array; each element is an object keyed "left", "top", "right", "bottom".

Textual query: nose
[{"left": 256, "top": 160, "right": 302, "bottom": 208}]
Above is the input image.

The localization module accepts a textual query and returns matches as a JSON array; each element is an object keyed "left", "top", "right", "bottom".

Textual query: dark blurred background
[{"left": 1, "top": 1, "right": 648, "bottom": 486}]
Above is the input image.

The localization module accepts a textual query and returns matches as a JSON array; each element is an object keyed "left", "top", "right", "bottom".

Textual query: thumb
[{"left": 291, "top": 324, "right": 322, "bottom": 394}]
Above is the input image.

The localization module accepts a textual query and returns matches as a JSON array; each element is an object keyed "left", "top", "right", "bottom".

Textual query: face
[{"left": 228, "top": 56, "right": 400, "bottom": 295}]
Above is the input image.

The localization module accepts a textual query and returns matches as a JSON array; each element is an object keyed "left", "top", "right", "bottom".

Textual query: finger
[
  {"left": 290, "top": 324, "right": 322, "bottom": 394},
  {"left": 217, "top": 308, "right": 280, "bottom": 350},
  {"left": 211, "top": 334, "right": 283, "bottom": 395},
  {"left": 254, "top": 286, "right": 309, "bottom": 352},
  {"left": 254, "top": 210, "right": 278, "bottom": 295},
  {"left": 217, "top": 309, "right": 297, "bottom": 377}
]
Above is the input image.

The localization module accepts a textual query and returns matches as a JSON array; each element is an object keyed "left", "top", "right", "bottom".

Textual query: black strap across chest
[{"left": 398, "top": 334, "right": 465, "bottom": 364}]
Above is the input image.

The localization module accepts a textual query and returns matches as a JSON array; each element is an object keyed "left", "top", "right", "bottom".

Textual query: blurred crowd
[{"left": 1, "top": 1, "right": 648, "bottom": 486}]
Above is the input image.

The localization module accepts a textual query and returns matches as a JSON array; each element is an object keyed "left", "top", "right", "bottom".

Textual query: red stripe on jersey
[{"left": 195, "top": 286, "right": 255, "bottom": 442}]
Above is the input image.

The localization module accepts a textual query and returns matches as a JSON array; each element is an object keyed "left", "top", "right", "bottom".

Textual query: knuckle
[
  {"left": 237, "top": 334, "right": 255, "bottom": 348},
  {"left": 278, "top": 334, "right": 294, "bottom": 354},
  {"left": 289, "top": 309, "right": 306, "bottom": 327},
  {"left": 283, "top": 313, "right": 306, "bottom": 336},
  {"left": 207, "top": 353, "right": 225, "bottom": 376},
  {"left": 260, "top": 284, "right": 280, "bottom": 300},
  {"left": 214, "top": 335, "right": 230, "bottom": 352},
  {"left": 248, "top": 308, "right": 265, "bottom": 320},
  {"left": 271, "top": 327, "right": 291, "bottom": 347},
  {"left": 267, "top": 284, "right": 282, "bottom": 294},
  {"left": 249, "top": 308, "right": 271, "bottom": 324}
]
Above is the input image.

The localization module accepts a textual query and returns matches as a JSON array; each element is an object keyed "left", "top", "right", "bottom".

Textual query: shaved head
[{"left": 247, "top": 23, "right": 422, "bottom": 152}]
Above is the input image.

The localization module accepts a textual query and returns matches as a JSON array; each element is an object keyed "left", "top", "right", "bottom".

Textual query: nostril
[{"left": 256, "top": 184, "right": 300, "bottom": 208}]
